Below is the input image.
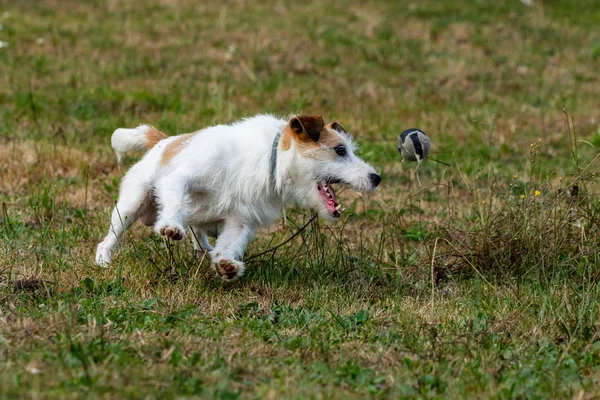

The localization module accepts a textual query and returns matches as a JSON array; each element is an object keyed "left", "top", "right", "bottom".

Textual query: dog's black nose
[{"left": 369, "top": 173, "right": 382, "bottom": 188}]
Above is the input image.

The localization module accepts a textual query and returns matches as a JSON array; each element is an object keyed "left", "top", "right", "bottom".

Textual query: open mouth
[{"left": 317, "top": 181, "right": 343, "bottom": 218}]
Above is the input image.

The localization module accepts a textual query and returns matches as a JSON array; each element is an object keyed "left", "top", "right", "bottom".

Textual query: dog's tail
[{"left": 111, "top": 125, "right": 168, "bottom": 164}]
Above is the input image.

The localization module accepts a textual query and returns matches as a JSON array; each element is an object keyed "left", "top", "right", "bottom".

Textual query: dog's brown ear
[
  {"left": 329, "top": 122, "right": 347, "bottom": 134},
  {"left": 290, "top": 116, "right": 324, "bottom": 142}
]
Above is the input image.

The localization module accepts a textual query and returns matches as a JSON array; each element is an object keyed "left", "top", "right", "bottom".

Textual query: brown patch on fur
[
  {"left": 145, "top": 126, "right": 167, "bottom": 149},
  {"left": 138, "top": 194, "right": 158, "bottom": 226},
  {"left": 315, "top": 126, "right": 345, "bottom": 147},
  {"left": 160, "top": 133, "right": 194, "bottom": 165},
  {"left": 326, "top": 122, "right": 346, "bottom": 135},
  {"left": 280, "top": 118, "right": 346, "bottom": 160},
  {"left": 281, "top": 116, "right": 324, "bottom": 151},
  {"left": 281, "top": 133, "right": 291, "bottom": 150},
  {"left": 290, "top": 116, "right": 324, "bottom": 143}
]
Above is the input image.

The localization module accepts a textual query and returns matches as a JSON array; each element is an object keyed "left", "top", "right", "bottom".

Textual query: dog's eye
[{"left": 333, "top": 145, "right": 347, "bottom": 157}]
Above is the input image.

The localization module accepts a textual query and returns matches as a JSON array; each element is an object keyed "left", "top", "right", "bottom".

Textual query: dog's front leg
[
  {"left": 210, "top": 218, "right": 255, "bottom": 281},
  {"left": 154, "top": 172, "right": 190, "bottom": 241}
]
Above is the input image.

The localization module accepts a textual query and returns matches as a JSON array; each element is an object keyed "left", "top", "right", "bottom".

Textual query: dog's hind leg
[
  {"left": 95, "top": 171, "right": 150, "bottom": 266},
  {"left": 189, "top": 225, "right": 213, "bottom": 253}
]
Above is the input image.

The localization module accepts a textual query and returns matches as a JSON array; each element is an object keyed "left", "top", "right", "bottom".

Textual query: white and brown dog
[{"left": 95, "top": 115, "right": 381, "bottom": 280}]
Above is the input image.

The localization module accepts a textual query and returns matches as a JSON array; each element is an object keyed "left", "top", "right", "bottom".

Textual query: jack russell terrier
[{"left": 95, "top": 115, "right": 381, "bottom": 281}]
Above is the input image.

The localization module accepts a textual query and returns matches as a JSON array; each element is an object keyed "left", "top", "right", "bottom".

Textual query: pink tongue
[{"left": 318, "top": 184, "right": 338, "bottom": 213}]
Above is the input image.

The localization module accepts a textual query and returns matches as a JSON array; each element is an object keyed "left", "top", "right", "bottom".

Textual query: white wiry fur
[
  {"left": 111, "top": 125, "right": 154, "bottom": 164},
  {"left": 96, "top": 114, "right": 381, "bottom": 281}
]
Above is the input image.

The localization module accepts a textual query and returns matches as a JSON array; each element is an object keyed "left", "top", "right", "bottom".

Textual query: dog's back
[
  {"left": 155, "top": 115, "right": 287, "bottom": 224},
  {"left": 108, "top": 116, "right": 288, "bottom": 224}
]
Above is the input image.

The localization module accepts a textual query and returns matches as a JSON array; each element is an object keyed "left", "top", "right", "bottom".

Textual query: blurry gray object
[{"left": 397, "top": 128, "right": 431, "bottom": 162}]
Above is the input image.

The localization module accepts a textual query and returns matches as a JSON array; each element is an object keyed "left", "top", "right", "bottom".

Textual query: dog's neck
[
  {"left": 268, "top": 127, "right": 305, "bottom": 207},
  {"left": 269, "top": 131, "right": 297, "bottom": 206}
]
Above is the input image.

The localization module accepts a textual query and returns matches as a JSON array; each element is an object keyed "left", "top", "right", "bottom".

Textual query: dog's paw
[
  {"left": 95, "top": 242, "right": 111, "bottom": 267},
  {"left": 212, "top": 257, "right": 245, "bottom": 281},
  {"left": 158, "top": 224, "right": 186, "bottom": 241}
]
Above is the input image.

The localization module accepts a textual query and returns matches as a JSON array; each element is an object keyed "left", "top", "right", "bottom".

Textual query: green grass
[{"left": 1, "top": 0, "right": 600, "bottom": 398}]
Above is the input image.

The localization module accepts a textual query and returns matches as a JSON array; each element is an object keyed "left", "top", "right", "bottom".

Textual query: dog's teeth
[{"left": 335, "top": 205, "right": 341, "bottom": 210}]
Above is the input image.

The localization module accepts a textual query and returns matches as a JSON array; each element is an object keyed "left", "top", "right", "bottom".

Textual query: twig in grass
[
  {"left": 428, "top": 157, "right": 451, "bottom": 166},
  {"left": 192, "top": 250, "right": 207, "bottom": 281},
  {"left": 562, "top": 106, "right": 579, "bottom": 168},
  {"left": 430, "top": 237, "right": 439, "bottom": 307},
  {"left": 1, "top": 202, "right": 13, "bottom": 234},
  {"left": 438, "top": 238, "right": 494, "bottom": 289},
  {"left": 244, "top": 214, "right": 317, "bottom": 262},
  {"left": 440, "top": 236, "right": 527, "bottom": 304},
  {"left": 83, "top": 164, "right": 89, "bottom": 218},
  {"left": 453, "top": 156, "right": 471, "bottom": 190},
  {"left": 189, "top": 226, "right": 209, "bottom": 279}
]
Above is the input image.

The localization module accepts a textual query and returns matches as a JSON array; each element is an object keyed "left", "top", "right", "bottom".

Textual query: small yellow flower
[
  {"left": 481, "top": 200, "right": 486, "bottom": 205},
  {"left": 520, "top": 195, "right": 525, "bottom": 199},
  {"left": 513, "top": 175, "right": 517, "bottom": 180},
  {"left": 530, "top": 143, "right": 534, "bottom": 147},
  {"left": 534, "top": 190, "right": 541, "bottom": 197}
]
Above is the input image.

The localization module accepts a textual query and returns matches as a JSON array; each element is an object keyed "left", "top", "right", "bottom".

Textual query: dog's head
[{"left": 279, "top": 115, "right": 381, "bottom": 219}]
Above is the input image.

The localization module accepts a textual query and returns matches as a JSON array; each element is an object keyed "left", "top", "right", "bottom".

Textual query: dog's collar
[{"left": 270, "top": 132, "right": 281, "bottom": 185}]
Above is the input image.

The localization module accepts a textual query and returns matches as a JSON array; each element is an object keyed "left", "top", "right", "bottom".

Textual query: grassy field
[{"left": 1, "top": 0, "right": 600, "bottom": 398}]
